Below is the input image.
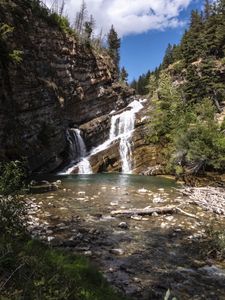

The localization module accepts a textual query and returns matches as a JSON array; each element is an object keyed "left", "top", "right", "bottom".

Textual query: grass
[
  {"left": 0, "top": 161, "right": 127, "bottom": 300},
  {"left": 0, "top": 233, "right": 127, "bottom": 300}
]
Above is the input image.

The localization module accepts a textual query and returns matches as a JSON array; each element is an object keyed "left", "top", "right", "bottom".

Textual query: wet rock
[
  {"left": 110, "top": 201, "right": 119, "bottom": 206},
  {"left": 62, "top": 240, "right": 77, "bottom": 247},
  {"left": 47, "top": 236, "right": 55, "bottom": 242},
  {"left": 118, "top": 222, "right": 129, "bottom": 229},
  {"left": 84, "top": 250, "right": 92, "bottom": 256},
  {"left": 152, "top": 212, "right": 159, "bottom": 217},
  {"left": 138, "top": 188, "right": 148, "bottom": 193},
  {"left": 110, "top": 248, "right": 125, "bottom": 255},
  {"left": 131, "top": 215, "right": 142, "bottom": 221}
]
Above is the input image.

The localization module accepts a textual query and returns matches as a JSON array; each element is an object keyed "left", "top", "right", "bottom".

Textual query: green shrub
[
  {"left": 8, "top": 49, "right": 23, "bottom": 64},
  {"left": 0, "top": 160, "right": 27, "bottom": 196}
]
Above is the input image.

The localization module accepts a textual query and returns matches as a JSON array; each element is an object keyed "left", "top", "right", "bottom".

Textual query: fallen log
[
  {"left": 111, "top": 205, "right": 177, "bottom": 216},
  {"left": 176, "top": 207, "right": 199, "bottom": 219}
]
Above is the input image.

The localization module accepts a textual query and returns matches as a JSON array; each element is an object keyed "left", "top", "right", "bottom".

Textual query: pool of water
[{"left": 28, "top": 174, "right": 225, "bottom": 299}]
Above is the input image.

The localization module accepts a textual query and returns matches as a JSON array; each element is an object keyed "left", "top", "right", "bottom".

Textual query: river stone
[
  {"left": 118, "top": 222, "right": 129, "bottom": 229},
  {"left": 152, "top": 212, "right": 158, "bottom": 217},
  {"left": 84, "top": 250, "right": 92, "bottom": 256},
  {"left": 110, "top": 248, "right": 124, "bottom": 255},
  {"left": 47, "top": 236, "right": 55, "bottom": 242},
  {"left": 138, "top": 188, "right": 148, "bottom": 193},
  {"left": 131, "top": 215, "right": 142, "bottom": 221},
  {"left": 110, "top": 201, "right": 119, "bottom": 206}
]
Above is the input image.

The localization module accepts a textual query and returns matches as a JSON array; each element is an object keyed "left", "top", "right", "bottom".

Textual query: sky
[{"left": 46, "top": 0, "right": 204, "bottom": 81}]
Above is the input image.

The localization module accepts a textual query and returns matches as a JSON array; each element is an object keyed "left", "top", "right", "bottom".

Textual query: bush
[
  {"left": 0, "top": 195, "right": 26, "bottom": 235},
  {"left": 0, "top": 160, "right": 27, "bottom": 196}
]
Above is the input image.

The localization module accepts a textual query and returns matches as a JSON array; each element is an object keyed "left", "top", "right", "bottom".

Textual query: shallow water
[{"left": 28, "top": 174, "right": 225, "bottom": 299}]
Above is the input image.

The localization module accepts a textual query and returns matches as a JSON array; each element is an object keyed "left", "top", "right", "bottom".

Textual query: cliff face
[{"left": 0, "top": 0, "right": 133, "bottom": 172}]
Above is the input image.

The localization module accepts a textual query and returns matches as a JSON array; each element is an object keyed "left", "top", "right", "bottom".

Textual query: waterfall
[
  {"left": 109, "top": 100, "right": 143, "bottom": 173},
  {"left": 64, "top": 129, "right": 92, "bottom": 174},
  {"left": 61, "top": 100, "right": 143, "bottom": 175},
  {"left": 67, "top": 128, "right": 87, "bottom": 160}
]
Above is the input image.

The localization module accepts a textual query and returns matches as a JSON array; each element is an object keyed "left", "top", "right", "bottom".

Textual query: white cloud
[{"left": 45, "top": 0, "right": 193, "bottom": 37}]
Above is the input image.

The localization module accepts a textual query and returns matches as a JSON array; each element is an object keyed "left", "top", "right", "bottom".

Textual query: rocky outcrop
[
  {"left": 80, "top": 99, "right": 166, "bottom": 175},
  {"left": 0, "top": 0, "right": 134, "bottom": 172}
]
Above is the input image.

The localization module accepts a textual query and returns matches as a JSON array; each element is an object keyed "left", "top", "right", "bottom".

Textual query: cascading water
[
  {"left": 67, "top": 128, "right": 87, "bottom": 160},
  {"left": 109, "top": 100, "right": 143, "bottom": 173},
  {"left": 63, "top": 129, "right": 92, "bottom": 174},
  {"left": 62, "top": 100, "right": 143, "bottom": 175}
]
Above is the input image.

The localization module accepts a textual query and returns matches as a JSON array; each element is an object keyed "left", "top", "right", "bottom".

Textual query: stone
[
  {"left": 118, "top": 222, "right": 129, "bottom": 229},
  {"left": 138, "top": 188, "right": 148, "bottom": 193},
  {"left": 110, "top": 248, "right": 124, "bottom": 256},
  {"left": 152, "top": 212, "right": 159, "bottom": 217},
  {"left": 84, "top": 251, "right": 92, "bottom": 256},
  {"left": 110, "top": 201, "right": 119, "bottom": 206},
  {"left": 131, "top": 215, "right": 142, "bottom": 221}
]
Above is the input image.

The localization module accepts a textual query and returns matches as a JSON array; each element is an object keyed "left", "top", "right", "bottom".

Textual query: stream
[{"left": 27, "top": 174, "right": 225, "bottom": 299}]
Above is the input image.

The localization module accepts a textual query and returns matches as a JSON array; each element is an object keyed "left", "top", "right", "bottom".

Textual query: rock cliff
[{"left": 0, "top": 0, "right": 134, "bottom": 172}]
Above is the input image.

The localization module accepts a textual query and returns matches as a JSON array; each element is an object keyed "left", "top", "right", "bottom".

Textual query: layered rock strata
[{"left": 0, "top": 0, "right": 133, "bottom": 172}]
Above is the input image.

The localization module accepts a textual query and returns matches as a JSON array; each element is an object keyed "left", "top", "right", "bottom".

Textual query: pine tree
[
  {"left": 180, "top": 10, "right": 204, "bottom": 63},
  {"left": 215, "top": 0, "right": 225, "bottom": 57},
  {"left": 107, "top": 25, "right": 120, "bottom": 76},
  {"left": 120, "top": 67, "right": 128, "bottom": 83},
  {"left": 162, "top": 44, "right": 173, "bottom": 68},
  {"left": 204, "top": 0, "right": 212, "bottom": 19}
]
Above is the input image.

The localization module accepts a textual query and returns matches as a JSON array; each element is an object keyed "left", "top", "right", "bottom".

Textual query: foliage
[
  {"left": 107, "top": 25, "right": 120, "bottom": 76},
  {"left": 120, "top": 66, "right": 128, "bottom": 83},
  {"left": 0, "top": 160, "right": 127, "bottom": 299},
  {"left": 48, "top": 13, "right": 73, "bottom": 35},
  {"left": 204, "top": 226, "right": 225, "bottom": 260},
  {"left": 145, "top": 0, "right": 225, "bottom": 175},
  {"left": 147, "top": 71, "right": 182, "bottom": 144},
  {"left": 0, "top": 235, "right": 126, "bottom": 300},
  {"left": 0, "top": 23, "right": 14, "bottom": 39},
  {"left": 0, "top": 161, "right": 27, "bottom": 196},
  {"left": 0, "top": 195, "right": 26, "bottom": 236},
  {"left": 147, "top": 71, "right": 225, "bottom": 174},
  {"left": 8, "top": 49, "right": 23, "bottom": 64}
]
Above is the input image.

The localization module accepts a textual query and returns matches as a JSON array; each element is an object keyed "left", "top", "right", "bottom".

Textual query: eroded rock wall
[{"left": 0, "top": 0, "right": 133, "bottom": 172}]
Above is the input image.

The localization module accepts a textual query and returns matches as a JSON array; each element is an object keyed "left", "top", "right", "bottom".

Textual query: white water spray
[
  {"left": 109, "top": 100, "right": 143, "bottom": 173},
  {"left": 62, "top": 129, "right": 92, "bottom": 174},
  {"left": 62, "top": 100, "right": 143, "bottom": 175}
]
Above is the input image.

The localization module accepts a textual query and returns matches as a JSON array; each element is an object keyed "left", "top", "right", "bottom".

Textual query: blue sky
[
  {"left": 46, "top": 0, "right": 204, "bottom": 81},
  {"left": 120, "top": 0, "right": 203, "bottom": 82}
]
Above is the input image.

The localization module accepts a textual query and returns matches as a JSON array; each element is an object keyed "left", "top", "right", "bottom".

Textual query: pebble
[
  {"left": 165, "top": 216, "right": 174, "bottom": 221},
  {"left": 47, "top": 236, "right": 55, "bottom": 242},
  {"left": 131, "top": 215, "right": 142, "bottom": 221},
  {"left": 138, "top": 188, "right": 148, "bottom": 193},
  {"left": 110, "top": 248, "right": 124, "bottom": 255},
  {"left": 78, "top": 191, "right": 85, "bottom": 195},
  {"left": 160, "top": 222, "right": 168, "bottom": 229},
  {"left": 84, "top": 251, "right": 92, "bottom": 256},
  {"left": 152, "top": 212, "right": 158, "bottom": 217},
  {"left": 110, "top": 201, "right": 119, "bottom": 206}
]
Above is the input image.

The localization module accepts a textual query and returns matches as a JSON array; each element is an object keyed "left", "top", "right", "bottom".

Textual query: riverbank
[
  {"left": 0, "top": 230, "right": 126, "bottom": 300},
  {"left": 23, "top": 174, "right": 225, "bottom": 299}
]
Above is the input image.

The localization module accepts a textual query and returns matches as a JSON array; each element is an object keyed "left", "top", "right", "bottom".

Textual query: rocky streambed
[{"left": 26, "top": 174, "right": 225, "bottom": 299}]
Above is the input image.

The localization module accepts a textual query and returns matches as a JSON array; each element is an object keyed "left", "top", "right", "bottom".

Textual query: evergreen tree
[
  {"left": 130, "top": 79, "right": 137, "bottom": 91},
  {"left": 180, "top": 10, "right": 204, "bottom": 63},
  {"left": 204, "top": 0, "right": 212, "bottom": 19},
  {"left": 215, "top": 0, "right": 225, "bottom": 57},
  {"left": 107, "top": 25, "right": 120, "bottom": 76},
  {"left": 120, "top": 67, "right": 128, "bottom": 83},
  {"left": 162, "top": 43, "right": 173, "bottom": 68}
]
